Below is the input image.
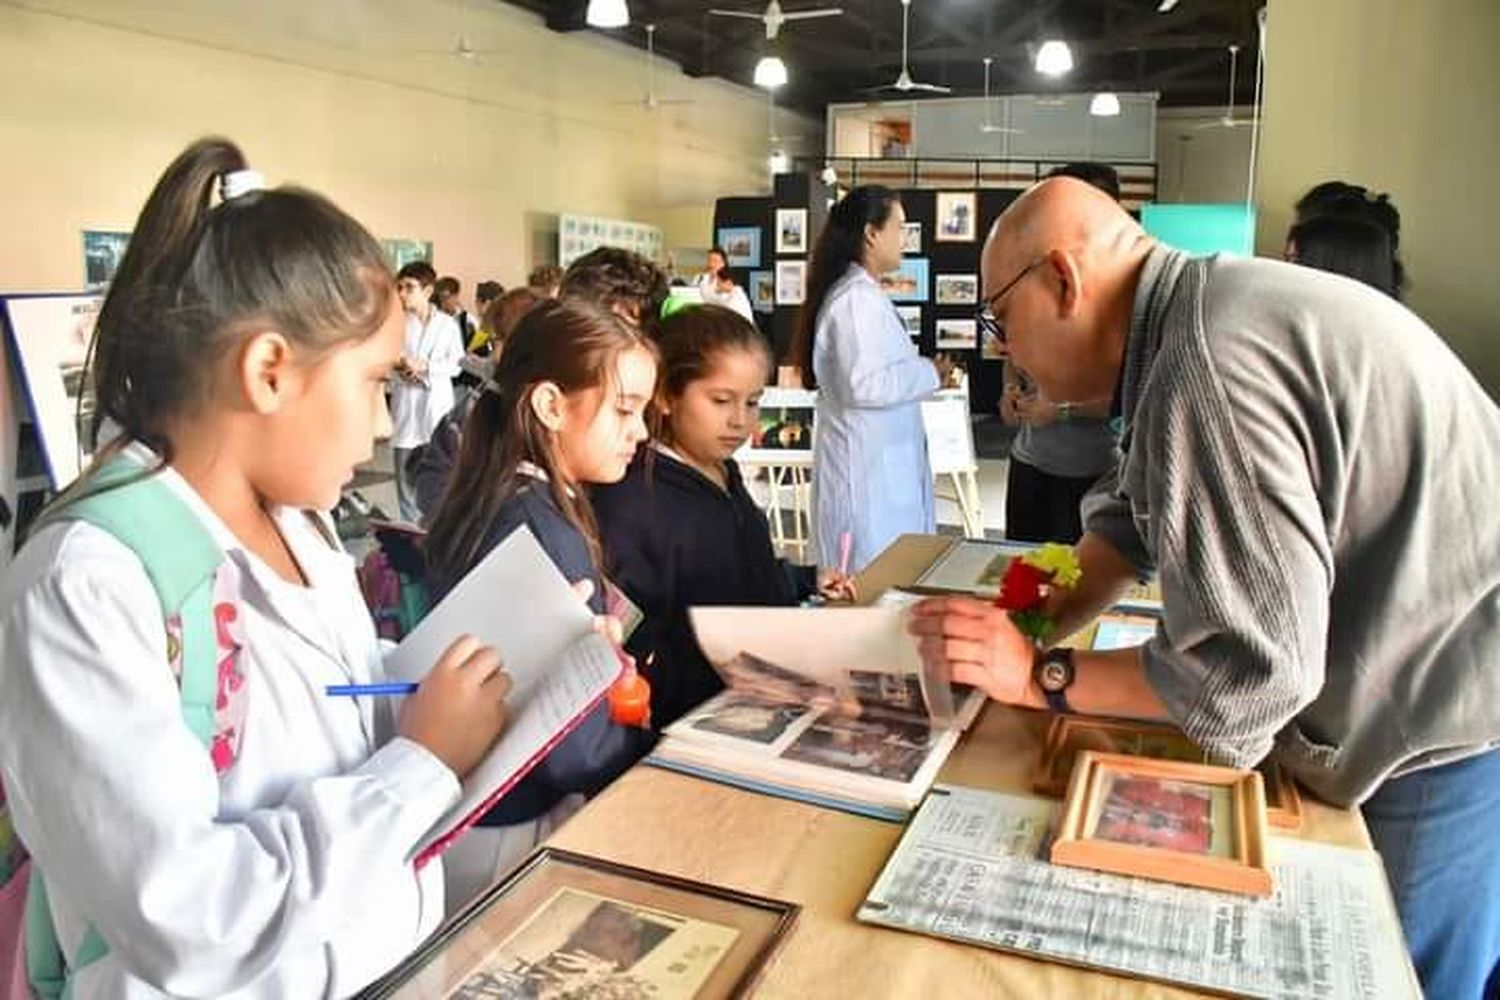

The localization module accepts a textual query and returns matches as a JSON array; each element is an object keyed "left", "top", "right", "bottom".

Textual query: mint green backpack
[{"left": 17, "top": 455, "right": 226, "bottom": 998}]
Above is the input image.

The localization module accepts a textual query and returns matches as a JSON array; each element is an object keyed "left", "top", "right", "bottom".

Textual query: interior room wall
[
  {"left": 1154, "top": 107, "right": 1254, "bottom": 204},
  {"left": 0, "top": 0, "right": 819, "bottom": 296},
  {"left": 1258, "top": 0, "right": 1500, "bottom": 393}
]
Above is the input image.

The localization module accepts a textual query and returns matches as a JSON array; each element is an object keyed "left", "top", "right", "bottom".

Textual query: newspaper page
[{"left": 858, "top": 785, "right": 1418, "bottom": 1000}]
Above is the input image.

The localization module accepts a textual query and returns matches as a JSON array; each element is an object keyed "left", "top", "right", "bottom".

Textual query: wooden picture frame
[
  {"left": 1051, "top": 751, "right": 1274, "bottom": 897},
  {"left": 359, "top": 848, "right": 800, "bottom": 999},
  {"left": 1033, "top": 715, "right": 1304, "bottom": 830}
]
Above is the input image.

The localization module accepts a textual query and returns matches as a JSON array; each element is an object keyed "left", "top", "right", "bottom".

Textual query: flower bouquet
[{"left": 994, "top": 543, "right": 1082, "bottom": 644}]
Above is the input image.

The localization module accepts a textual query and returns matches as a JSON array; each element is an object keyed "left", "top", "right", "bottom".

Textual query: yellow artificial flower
[{"left": 1021, "top": 542, "right": 1082, "bottom": 588}]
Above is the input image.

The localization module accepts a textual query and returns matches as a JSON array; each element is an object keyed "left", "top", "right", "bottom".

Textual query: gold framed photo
[
  {"left": 360, "top": 848, "right": 799, "bottom": 999},
  {"left": 1051, "top": 751, "right": 1273, "bottom": 897},
  {"left": 1033, "top": 714, "right": 1304, "bottom": 830}
]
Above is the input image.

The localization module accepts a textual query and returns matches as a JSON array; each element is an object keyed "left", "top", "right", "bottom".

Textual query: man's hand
[{"left": 908, "top": 596, "right": 1038, "bottom": 706}]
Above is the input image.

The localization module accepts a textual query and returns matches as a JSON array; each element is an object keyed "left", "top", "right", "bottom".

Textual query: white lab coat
[
  {"left": 812, "top": 265, "right": 940, "bottom": 572},
  {"left": 694, "top": 273, "right": 754, "bottom": 321},
  {"left": 0, "top": 448, "right": 457, "bottom": 998},
  {"left": 389, "top": 308, "right": 464, "bottom": 449}
]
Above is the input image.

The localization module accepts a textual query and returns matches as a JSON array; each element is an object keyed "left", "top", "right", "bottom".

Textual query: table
[{"left": 546, "top": 534, "right": 1376, "bottom": 997}]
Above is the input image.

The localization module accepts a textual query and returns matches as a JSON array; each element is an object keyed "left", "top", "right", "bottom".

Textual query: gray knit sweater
[{"left": 1083, "top": 245, "right": 1500, "bottom": 806}]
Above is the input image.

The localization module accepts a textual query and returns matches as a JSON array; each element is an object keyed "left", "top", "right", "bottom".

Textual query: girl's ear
[
  {"left": 237, "top": 330, "right": 299, "bottom": 415},
  {"left": 529, "top": 380, "right": 568, "bottom": 432}
]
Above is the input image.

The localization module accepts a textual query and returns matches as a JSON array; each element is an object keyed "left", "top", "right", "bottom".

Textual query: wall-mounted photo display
[
  {"left": 900, "top": 221, "right": 923, "bottom": 254},
  {"left": 934, "top": 273, "right": 979, "bottom": 305},
  {"left": 775, "top": 259, "right": 806, "bottom": 305},
  {"left": 0, "top": 294, "right": 104, "bottom": 488},
  {"left": 935, "top": 191, "right": 978, "bottom": 242},
  {"left": 935, "top": 318, "right": 978, "bottom": 351},
  {"left": 82, "top": 230, "right": 131, "bottom": 290},
  {"left": 775, "top": 208, "right": 808, "bottom": 254},
  {"left": 749, "top": 270, "right": 775, "bottom": 313},
  {"left": 381, "top": 238, "right": 434, "bottom": 270},
  {"left": 717, "top": 226, "right": 762, "bottom": 268},
  {"left": 895, "top": 305, "right": 922, "bottom": 340},
  {"left": 880, "top": 257, "right": 929, "bottom": 302}
]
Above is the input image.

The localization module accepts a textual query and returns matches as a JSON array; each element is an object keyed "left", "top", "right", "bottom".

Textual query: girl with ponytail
[{"left": 0, "top": 138, "right": 511, "bottom": 997}]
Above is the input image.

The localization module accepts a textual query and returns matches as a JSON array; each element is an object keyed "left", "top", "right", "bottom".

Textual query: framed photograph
[
  {"left": 716, "top": 226, "right": 761, "bottom": 268},
  {"left": 1051, "top": 751, "right": 1273, "bottom": 896},
  {"left": 774, "top": 260, "right": 806, "bottom": 305},
  {"left": 935, "top": 191, "right": 978, "bottom": 242},
  {"left": 361, "top": 848, "right": 799, "bottom": 999},
  {"left": 934, "top": 273, "right": 979, "bottom": 305},
  {"left": 895, "top": 304, "right": 922, "bottom": 340},
  {"left": 380, "top": 237, "right": 434, "bottom": 271},
  {"left": 1032, "top": 714, "right": 1304, "bottom": 830},
  {"left": 935, "top": 319, "right": 977, "bottom": 351},
  {"left": 81, "top": 230, "right": 131, "bottom": 289},
  {"left": 739, "top": 386, "right": 815, "bottom": 459},
  {"left": 774, "top": 208, "right": 807, "bottom": 254},
  {"left": 980, "top": 326, "right": 1006, "bottom": 360},
  {"left": 900, "top": 221, "right": 923, "bottom": 254},
  {"left": 880, "top": 257, "right": 928, "bottom": 302},
  {"left": 749, "top": 270, "right": 775, "bottom": 314}
]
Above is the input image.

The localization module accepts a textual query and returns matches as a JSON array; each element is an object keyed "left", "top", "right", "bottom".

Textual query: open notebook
[{"left": 382, "top": 527, "right": 623, "bottom": 864}]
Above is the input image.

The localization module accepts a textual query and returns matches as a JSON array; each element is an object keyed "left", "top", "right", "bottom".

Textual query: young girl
[
  {"left": 424, "top": 297, "right": 657, "bottom": 909},
  {"left": 593, "top": 304, "right": 855, "bottom": 728},
  {"left": 0, "top": 139, "right": 511, "bottom": 997}
]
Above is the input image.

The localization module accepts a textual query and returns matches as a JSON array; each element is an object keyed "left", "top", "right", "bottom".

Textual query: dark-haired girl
[
  {"left": 594, "top": 305, "right": 855, "bottom": 727},
  {"left": 424, "top": 297, "right": 656, "bottom": 909},
  {"left": 790, "top": 185, "right": 950, "bottom": 573}
]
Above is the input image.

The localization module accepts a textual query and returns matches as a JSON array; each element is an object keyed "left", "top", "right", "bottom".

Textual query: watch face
[{"left": 1040, "top": 660, "right": 1070, "bottom": 692}]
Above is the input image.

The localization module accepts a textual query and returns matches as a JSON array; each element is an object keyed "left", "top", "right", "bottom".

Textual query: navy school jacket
[
  {"left": 592, "top": 449, "right": 817, "bottom": 728},
  {"left": 427, "top": 479, "right": 650, "bottom": 826}
]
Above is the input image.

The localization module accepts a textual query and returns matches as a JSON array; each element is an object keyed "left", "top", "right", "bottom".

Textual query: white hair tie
[{"left": 220, "top": 168, "right": 266, "bottom": 202}]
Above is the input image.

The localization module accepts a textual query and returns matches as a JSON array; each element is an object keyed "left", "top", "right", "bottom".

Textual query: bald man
[{"left": 913, "top": 178, "right": 1500, "bottom": 998}]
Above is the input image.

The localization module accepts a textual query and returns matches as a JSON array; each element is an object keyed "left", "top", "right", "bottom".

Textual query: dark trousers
[{"left": 1004, "top": 457, "right": 1099, "bottom": 544}]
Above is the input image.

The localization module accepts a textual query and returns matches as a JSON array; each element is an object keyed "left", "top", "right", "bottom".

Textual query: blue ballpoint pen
[{"left": 324, "top": 682, "right": 419, "bottom": 697}]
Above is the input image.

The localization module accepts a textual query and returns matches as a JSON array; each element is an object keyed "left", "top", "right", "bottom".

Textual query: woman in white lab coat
[
  {"left": 793, "top": 186, "right": 950, "bottom": 572},
  {"left": 0, "top": 138, "right": 510, "bottom": 998},
  {"left": 390, "top": 262, "right": 465, "bottom": 522}
]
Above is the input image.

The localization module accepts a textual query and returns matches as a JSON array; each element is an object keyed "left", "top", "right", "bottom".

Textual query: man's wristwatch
[{"left": 1032, "top": 647, "right": 1076, "bottom": 714}]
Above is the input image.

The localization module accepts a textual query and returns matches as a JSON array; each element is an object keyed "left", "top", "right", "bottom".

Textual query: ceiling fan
[
  {"left": 868, "top": 0, "right": 950, "bottom": 95},
  {"left": 409, "top": 35, "right": 506, "bottom": 62},
  {"left": 1197, "top": 45, "right": 1255, "bottom": 129},
  {"left": 616, "top": 24, "right": 694, "bottom": 111},
  {"left": 978, "top": 57, "right": 1023, "bottom": 134},
  {"left": 708, "top": 0, "right": 843, "bottom": 40}
]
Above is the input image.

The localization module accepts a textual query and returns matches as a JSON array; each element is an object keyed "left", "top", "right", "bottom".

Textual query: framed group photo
[
  {"left": 934, "top": 273, "right": 979, "bottom": 305},
  {"left": 716, "top": 226, "right": 761, "bottom": 268},
  {"left": 1050, "top": 752, "right": 1274, "bottom": 897},
  {"left": 935, "top": 319, "right": 977, "bottom": 351},
  {"left": 935, "top": 191, "right": 977, "bottom": 242},
  {"left": 775, "top": 209, "right": 808, "bottom": 254},
  {"left": 359, "top": 848, "right": 800, "bottom": 999}
]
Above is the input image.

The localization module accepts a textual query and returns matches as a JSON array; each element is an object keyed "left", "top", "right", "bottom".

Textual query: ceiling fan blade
[
  {"left": 707, "top": 9, "right": 764, "bottom": 18},
  {"left": 979, "top": 125, "right": 1023, "bottom": 134},
  {"left": 907, "top": 81, "right": 951, "bottom": 93},
  {"left": 781, "top": 9, "right": 844, "bottom": 20}
]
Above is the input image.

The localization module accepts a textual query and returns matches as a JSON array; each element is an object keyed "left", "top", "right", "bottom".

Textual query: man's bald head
[{"left": 980, "top": 177, "right": 1154, "bottom": 403}]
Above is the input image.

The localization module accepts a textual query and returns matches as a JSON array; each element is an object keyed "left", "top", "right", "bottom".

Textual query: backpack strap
[{"left": 23, "top": 453, "right": 226, "bottom": 993}]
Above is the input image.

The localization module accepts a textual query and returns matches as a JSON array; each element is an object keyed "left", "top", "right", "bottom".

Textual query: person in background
[
  {"left": 693, "top": 246, "right": 754, "bottom": 320},
  {"left": 434, "top": 275, "right": 476, "bottom": 344},
  {"left": 999, "top": 162, "right": 1122, "bottom": 543},
  {"left": 913, "top": 177, "right": 1500, "bottom": 1000},
  {"left": 391, "top": 261, "right": 463, "bottom": 522},
  {"left": 0, "top": 137, "right": 510, "bottom": 998},
  {"left": 594, "top": 305, "right": 855, "bottom": 727},
  {"left": 792, "top": 185, "right": 950, "bottom": 572},
  {"left": 1289, "top": 181, "right": 1406, "bottom": 299},
  {"left": 469, "top": 280, "right": 504, "bottom": 351},
  {"left": 528, "top": 264, "right": 565, "bottom": 299},
  {"left": 424, "top": 298, "right": 657, "bottom": 912}
]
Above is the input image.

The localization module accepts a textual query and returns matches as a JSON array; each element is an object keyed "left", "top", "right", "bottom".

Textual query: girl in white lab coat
[
  {"left": 0, "top": 138, "right": 511, "bottom": 998},
  {"left": 390, "top": 261, "right": 464, "bottom": 522},
  {"left": 791, "top": 186, "right": 951, "bottom": 572}
]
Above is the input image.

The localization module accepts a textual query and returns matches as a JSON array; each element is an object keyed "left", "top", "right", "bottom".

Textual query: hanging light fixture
[
  {"left": 1089, "top": 92, "right": 1121, "bottom": 116},
  {"left": 586, "top": 0, "right": 629, "bottom": 29},
  {"left": 1034, "top": 39, "right": 1073, "bottom": 77},
  {"left": 754, "top": 55, "right": 788, "bottom": 90}
]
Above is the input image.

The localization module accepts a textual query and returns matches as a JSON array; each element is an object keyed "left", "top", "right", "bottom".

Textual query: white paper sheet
[{"left": 385, "top": 527, "right": 621, "bottom": 857}]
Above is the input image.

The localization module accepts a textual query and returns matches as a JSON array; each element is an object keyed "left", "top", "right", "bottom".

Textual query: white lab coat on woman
[
  {"left": 0, "top": 448, "right": 457, "bottom": 998},
  {"left": 812, "top": 265, "right": 940, "bottom": 572},
  {"left": 389, "top": 308, "right": 463, "bottom": 450}
]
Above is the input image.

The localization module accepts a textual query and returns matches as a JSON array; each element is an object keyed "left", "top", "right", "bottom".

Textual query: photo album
[{"left": 646, "top": 607, "right": 987, "bottom": 821}]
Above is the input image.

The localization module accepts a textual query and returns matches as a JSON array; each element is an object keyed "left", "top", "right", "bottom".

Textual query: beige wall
[
  {"left": 1258, "top": 0, "right": 1500, "bottom": 391},
  {"left": 1155, "top": 107, "right": 1254, "bottom": 205},
  {"left": 0, "top": 0, "right": 818, "bottom": 297}
]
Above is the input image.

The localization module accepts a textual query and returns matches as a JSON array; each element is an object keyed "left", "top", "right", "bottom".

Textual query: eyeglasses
[{"left": 977, "top": 257, "right": 1046, "bottom": 345}]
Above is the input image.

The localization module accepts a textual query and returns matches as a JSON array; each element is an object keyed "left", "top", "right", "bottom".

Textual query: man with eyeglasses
[{"left": 912, "top": 177, "right": 1500, "bottom": 999}]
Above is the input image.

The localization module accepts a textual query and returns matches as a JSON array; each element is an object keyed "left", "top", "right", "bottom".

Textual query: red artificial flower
[{"left": 997, "top": 557, "right": 1050, "bottom": 613}]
